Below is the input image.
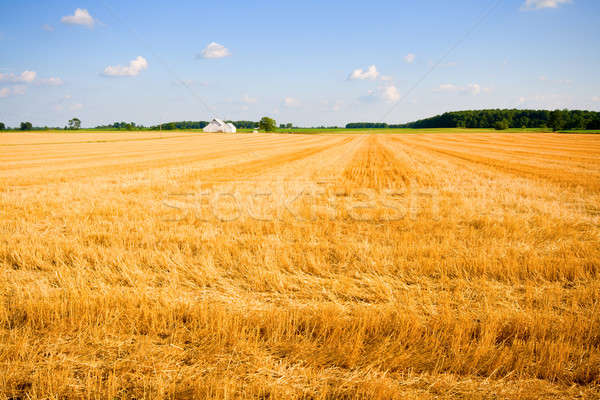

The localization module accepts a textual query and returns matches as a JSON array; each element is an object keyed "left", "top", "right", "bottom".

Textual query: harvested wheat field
[{"left": 1, "top": 131, "right": 599, "bottom": 399}]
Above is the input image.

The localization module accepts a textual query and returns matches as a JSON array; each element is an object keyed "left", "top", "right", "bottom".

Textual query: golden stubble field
[{"left": 0, "top": 130, "right": 599, "bottom": 399}]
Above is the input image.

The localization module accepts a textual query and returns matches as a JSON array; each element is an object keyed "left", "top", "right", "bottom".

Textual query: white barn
[{"left": 203, "top": 118, "right": 236, "bottom": 133}]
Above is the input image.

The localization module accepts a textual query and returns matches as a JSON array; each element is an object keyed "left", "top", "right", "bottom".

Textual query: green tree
[
  {"left": 0, "top": 122, "right": 5, "bottom": 130},
  {"left": 494, "top": 119, "right": 509, "bottom": 130},
  {"left": 68, "top": 118, "right": 81, "bottom": 130},
  {"left": 20, "top": 122, "right": 33, "bottom": 130},
  {"left": 259, "top": 117, "right": 277, "bottom": 132},
  {"left": 549, "top": 110, "right": 565, "bottom": 132}
]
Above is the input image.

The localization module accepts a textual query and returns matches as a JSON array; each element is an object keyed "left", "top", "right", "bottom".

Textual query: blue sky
[{"left": 0, "top": 0, "right": 599, "bottom": 127}]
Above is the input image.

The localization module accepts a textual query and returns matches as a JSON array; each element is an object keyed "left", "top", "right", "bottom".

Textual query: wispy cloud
[
  {"left": 321, "top": 99, "right": 344, "bottom": 112},
  {"left": 521, "top": 0, "right": 572, "bottom": 10},
  {"left": 404, "top": 53, "right": 416, "bottom": 63},
  {"left": 348, "top": 65, "right": 379, "bottom": 80},
  {"left": 102, "top": 56, "right": 148, "bottom": 77},
  {"left": 434, "top": 83, "right": 487, "bottom": 96},
  {"left": 42, "top": 24, "right": 55, "bottom": 32},
  {"left": 242, "top": 94, "right": 257, "bottom": 104},
  {"left": 539, "top": 75, "right": 573, "bottom": 85},
  {"left": 198, "top": 42, "right": 231, "bottom": 59},
  {"left": 61, "top": 8, "right": 95, "bottom": 28},
  {"left": 38, "top": 77, "right": 64, "bottom": 86},
  {"left": 282, "top": 97, "right": 301, "bottom": 108},
  {"left": 0, "top": 85, "right": 27, "bottom": 98}
]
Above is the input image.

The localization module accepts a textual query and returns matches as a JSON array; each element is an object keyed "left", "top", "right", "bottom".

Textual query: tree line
[
  {"left": 345, "top": 109, "right": 600, "bottom": 131},
  {"left": 145, "top": 120, "right": 261, "bottom": 130}
]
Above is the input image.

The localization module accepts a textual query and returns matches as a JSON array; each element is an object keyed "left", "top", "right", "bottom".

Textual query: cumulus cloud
[
  {"left": 0, "top": 87, "right": 10, "bottom": 98},
  {"left": 360, "top": 85, "right": 401, "bottom": 103},
  {"left": 435, "top": 83, "right": 486, "bottom": 96},
  {"left": 282, "top": 97, "right": 301, "bottom": 108},
  {"left": 102, "top": 56, "right": 148, "bottom": 77},
  {"left": 404, "top": 53, "right": 416, "bottom": 63},
  {"left": 0, "top": 70, "right": 37, "bottom": 83},
  {"left": 348, "top": 65, "right": 379, "bottom": 80},
  {"left": 521, "top": 0, "right": 572, "bottom": 10},
  {"left": 61, "top": 8, "right": 95, "bottom": 28},
  {"left": 199, "top": 42, "right": 231, "bottom": 59},
  {"left": 381, "top": 85, "right": 400, "bottom": 102}
]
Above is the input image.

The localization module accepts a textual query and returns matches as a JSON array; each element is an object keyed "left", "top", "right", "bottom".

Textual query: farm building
[{"left": 203, "top": 118, "right": 236, "bottom": 133}]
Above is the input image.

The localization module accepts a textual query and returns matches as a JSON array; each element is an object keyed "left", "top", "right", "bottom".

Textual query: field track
[{"left": 1, "top": 131, "right": 599, "bottom": 399}]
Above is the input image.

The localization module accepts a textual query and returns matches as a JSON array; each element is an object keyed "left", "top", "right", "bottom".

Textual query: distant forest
[
  {"left": 4, "top": 109, "right": 600, "bottom": 132},
  {"left": 347, "top": 109, "right": 600, "bottom": 131}
]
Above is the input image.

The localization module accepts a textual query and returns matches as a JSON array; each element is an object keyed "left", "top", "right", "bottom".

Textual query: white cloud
[
  {"left": 61, "top": 8, "right": 95, "bottom": 28},
  {"left": 381, "top": 85, "right": 400, "bottom": 102},
  {"left": 38, "top": 77, "right": 64, "bottom": 86},
  {"left": 0, "top": 70, "right": 37, "bottom": 83},
  {"left": 348, "top": 65, "right": 379, "bottom": 80},
  {"left": 242, "top": 94, "right": 257, "bottom": 104},
  {"left": 592, "top": 96, "right": 600, "bottom": 102},
  {"left": 282, "top": 97, "right": 301, "bottom": 108},
  {"left": 70, "top": 103, "right": 83, "bottom": 111},
  {"left": 436, "top": 83, "right": 459, "bottom": 92},
  {"left": 404, "top": 53, "right": 416, "bottom": 63},
  {"left": 199, "top": 42, "right": 231, "bottom": 59},
  {"left": 102, "top": 56, "right": 148, "bottom": 77},
  {"left": 435, "top": 83, "right": 486, "bottom": 96},
  {"left": 521, "top": 0, "right": 572, "bottom": 10},
  {"left": 360, "top": 85, "right": 401, "bottom": 103},
  {"left": 0, "top": 85, "right": 27, "bottom": 98},
  {"left": 380, "top": 75, "right": 393, "bottom": 81},
  {"left": 42, "top": 24, "right": 55, "bottom": 32},
  {"left": 20, "top": 70, "right": 36, "bottom": 83}
]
